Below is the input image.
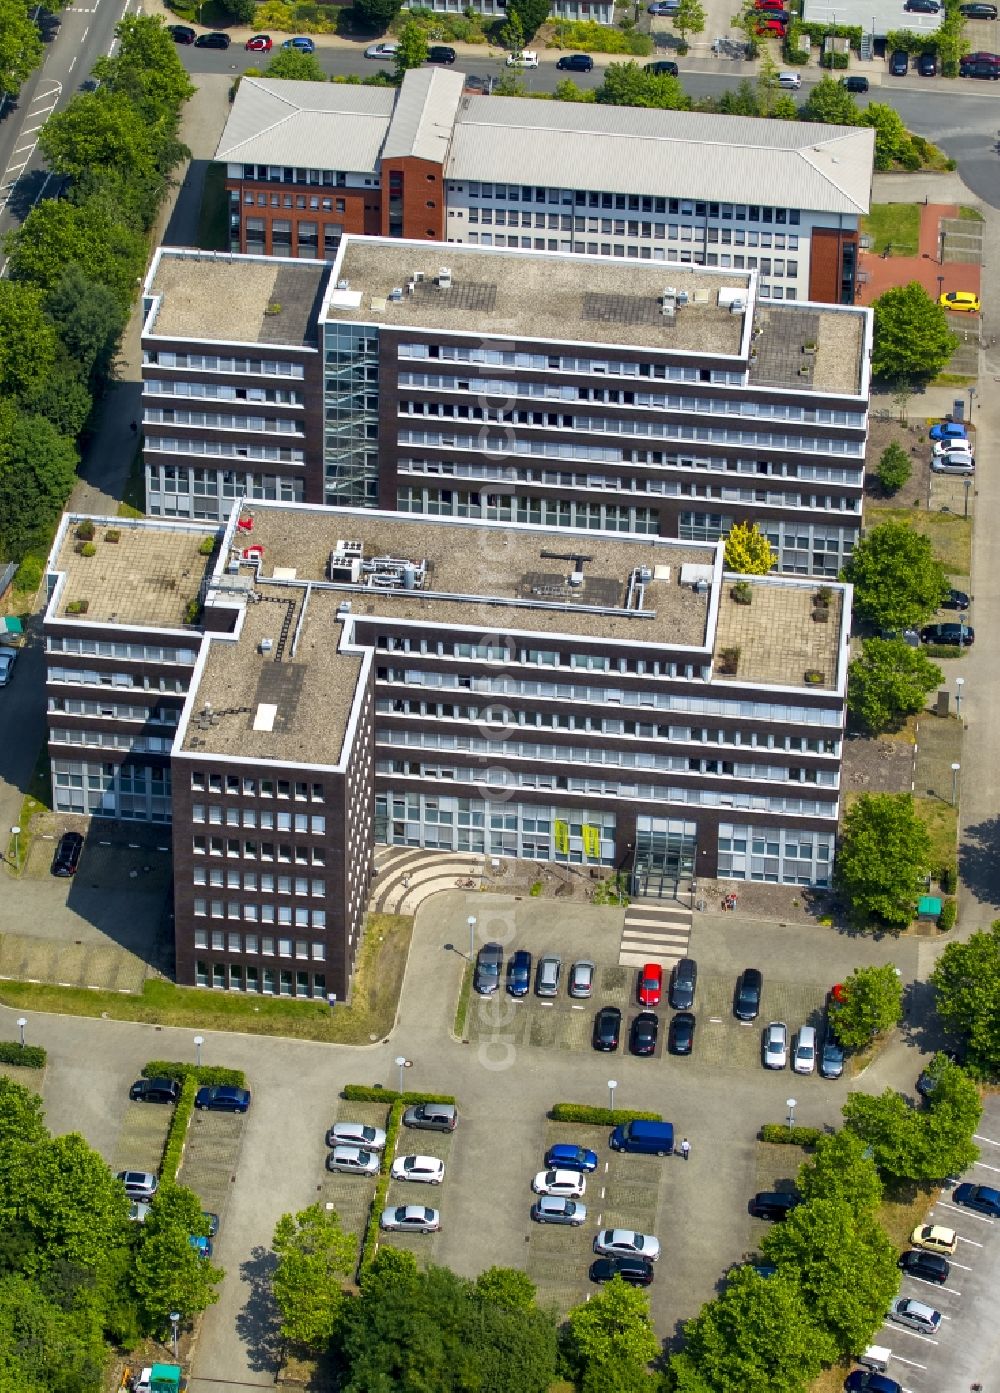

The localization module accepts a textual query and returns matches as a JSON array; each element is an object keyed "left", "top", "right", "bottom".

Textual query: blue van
[{"left": 609, "top": 1119, "right": 674, "bottom": 1156}]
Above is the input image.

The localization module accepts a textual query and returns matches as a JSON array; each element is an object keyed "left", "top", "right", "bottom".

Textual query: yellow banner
[
  {"left": 582, "top": 824, "right": 601, "bottom": 859},
  {"left": 553, "top": 819, "right": 570, "bottom": 855}
]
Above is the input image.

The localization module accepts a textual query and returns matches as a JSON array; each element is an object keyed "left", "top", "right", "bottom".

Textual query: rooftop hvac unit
[
  {"left": 259, "top": 638, "right": 273, "bottom": 653},
  {"left": 661, "top": 286, "right": 677, "bottom": 319},
  {"left": 675, "top": 290, "right": 689, "bottom": 306},
  {"left": 728, "top": 299, "right": 745, "bottom": 315},
  {"left": 718, "top": 287, "right": 745, "bottom": 310},
  {"left": 336, "top": 279, "right": 349, "bottom": 291},
  {"left": 389, "top": 287, "right": 404, "bottom": 302},
  {"left": 328, "top": 552, "right": 362, "bottom": 583},
  {"left": 413, "top": 270, "right": 425, "bottom": 282},
  {"left": 336, "top": 601, "right": 353, "bottom": 618},
  {"left": 437, "top": 266, "right": 452, "bottom": 289}
]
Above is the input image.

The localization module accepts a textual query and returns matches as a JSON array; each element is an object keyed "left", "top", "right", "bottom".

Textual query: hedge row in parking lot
[
  {"left": 343, "top": 1085, "right": 455, "bottom": 1105},
  {"left": 142, "top": 1061, "right": 247, "bottom": 1087},
  {"left": 0, "top": 1043, "right": 46, "bottom": 1068},
  {"left": 759, "top": 1124, "right": 823, "bottom": 1147},
  {"left": 358, "top": 1099, "right": 405, "bottom": 1274},
  {"left": 550, "top": 1103, "right": 661, "bottom": 1126},
  {"left": 160, "top": 1075, "right": 198, "bottom": 1181}
]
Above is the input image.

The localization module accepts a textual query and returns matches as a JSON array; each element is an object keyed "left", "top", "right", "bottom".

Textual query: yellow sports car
[{"left": 939, "top": 290, "right": 981, "bottom": 313}]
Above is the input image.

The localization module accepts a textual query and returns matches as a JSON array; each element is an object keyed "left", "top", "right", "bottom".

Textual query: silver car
[
  {"left": 593, "top": 1228, "right": 661, "bottom": 1262},
  {"left": 326, "top": 1145, "right": 380, "bottom": 1176},
  {"left": 380, "top": 1204, "right": 440, "bottom": 1233},
  {"left": 531, "top": 1196, "right": 587, "bottom": 1226},
  {"left": 569, "top": 959, "right": 596, "bottom": 999},
  {"left": 128, "top": 1200, "right": 151, "bottom": 1223},
  {"left": 535, "top": 955, "right": 562, "bottom": 997},
  {"left": 763, "top": 1021, "right": 788, "bottom": 1070},
  {"left": 0, "top": 649, "right": 16, "bottom": 686},
  {"left": 116, "top": 1170, "right": 159, "bottom": 1200},
  {"left": 889, "top": 1298, "right": 941, "bottom": 1334},
  {"left": 326, "top": 1121, "right": 387, "bottom": 1150}
]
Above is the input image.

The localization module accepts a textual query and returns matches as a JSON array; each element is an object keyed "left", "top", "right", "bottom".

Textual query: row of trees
[
  {"left": 0, "top": 1077, "right": 219, "bottom": 1390},
  {"left": 0, "top": 16, "right": 193, "bottom": 569}
]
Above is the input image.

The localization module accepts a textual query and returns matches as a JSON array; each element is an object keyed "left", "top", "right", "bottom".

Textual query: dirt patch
[
  {"left": 694, "top": 879, "right": 834, "bottom": 925},
  {"left": 842, "top": 731, "right": 915, "bottom": 797},
  {"left": 864, "top": 414, "right": 932, "bottom": 510}
]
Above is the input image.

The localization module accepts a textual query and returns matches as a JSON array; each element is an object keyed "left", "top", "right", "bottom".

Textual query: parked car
[
  {"left": 638, "top": 963, "right": 662, "bottom": 1006},
  {"left": 793, "top": 1025, "right": 816, "bottom": 1075},
  {"left": 889, "top": 49, "right": 909, "bottom": 74},
  {"left": 840, "top": 74, "right": 869, "bottom": 91},
  {"left": 910, "top": 1223, "right": 957, "bottom": 1255},
  {"left": 961, "top": 56, "right": 1000, "bottom": 75},
  {"left": 777, "top": 71, "right": 801, "bottom": 88},
  {"left": 844, "top": 1374, "right": 902, "bottom": 1393},
  {"left": 51, "top": 831, "right": 84, "bottom": 877},
  {"left": 590, "top": 1255, "right": 653, "bottom": 1285},
  {"left": 939, "top": 289, "right": 981, "bottom": 313},
  {"left": 117, "top": 1170, "right": 159, "bottom": 1200},
  {"left": 245, "top": 33, "right": 272, "bottom": 50},
  {"left": 569, "top": 959, "right": 595, "bottom": 999},
  {"left": 735, "top": 967, "right": 763, "bottom": 1021},
  {"left": 326, "top": 1145, "right": 380, "bottom": 1176},
  {"left": 594, "top": 1228, "right": 661, "bottom": 1262},
  {"left": 756, "top": 17, "right": 788, "bottom": 31},
  {"left": 930, "top": 454, "right": 975, "bottom": 474},
  {"left": 189, "top": 1234, "right": 213, "bottom": 1259},
  {"left": 928, "top": 420, "right": 967, "bottom": 441},
  {"left": 282, "top": 35, "right": 316, "bottom": 51},
  {"left": 364, "top": 41, "right": 398, "bottom": 58},
  {"left": 0, "top": 648, "right": 16, "bottom": 687},
  {"left": 630, "top": 1010, "right": 659, "bottom": 1056},
  {"left": 942, "top": 588, "right": 970, "bottom": 610},
  {"left": 898, "top": 1248, "right": 950, "bottom": 1283},
  {"left": 129, "top": 1077, "right": 180, "bottom": 1104},
  {"left": 921, "top": 622, "right": 974, "bottom": 646},
  {"left": 505, "top": 49, "right": 538, "bottom": 67},
  {"left": 128, "top": 1200, "right": 151, "bottom": 1223},
  {"left": 506, "top": 949, "right": 532, "bottom": 997},
  {"left": 194, "top": 31, "right": 230, "bottom": 47},
  {"left": 202, "top": 1212, "right": 220, "bottom": 1237},
  {"left": 167, "top": 23, "right": 195, "bottom": 42},
  {"left": 194, "top": 1085, "right": 251, "bottom": 1113},
  {"left": 648, "top": 0, "right": 680, "bottom": 11},
  {"left": 669, "top": 956, "right": 697, "bottom": 1009},
  {"left": 532, "top": 1168, "right": 586, "bottom": 1198},
  {"left": 474, "top": 941, "right": 503, "bottom": 995},
  {"left": 953, "top": 1182, "right": 1000, "bottom": 1216},
  {"left": 763, "top": 1021, "right": 788, "bottom": 1069},
  {"left": 380, "top": 1204, "right": 439, "bottom": 1232},
  {"left": 403, "top": 1101, "right": 457, "bottom": 1131},
  {"left": 556, "top": 53, "right": 594, "bottom": 70},
  {"left": 391, "top": 1154, "right": 445, "bottom": 1185},
  {"left": 918, "top": 50, "right": 939, "bottom": 75},
  {"left": 932, "top": 437, "right": 975, "bottom": 457},
  {"left": 645, "top": 59, "right": 678, "bottom": 74},
  {"left": 905, "top": 0, "right": 940, "bottom": 10},
  {"left": 592, "top": 1005, "right": 621, "bottom": 1051},
  {"left": 819, "top": 1029, "right": 845, "bottom": 1079},
  {"left": 535, "top": 954, "right": 561, "bottom": 997},
  {"left": 749, "top": 1190, "right": 799, "bottom": 1220},
  {"left": 532, "top": 1195, "right": 587, "bottom": 1225},
  {"left": 427, "top": 45, "right": 456, "bottom": 63},
  {"left": 545, "top": 1143, "right": 598, "bottom": 1173},
  {"left": 963, "top": 1, "right": 998, "bottom": 12},
  {"left": 326, "top": 1120, "right": 387, "bottom": 1150},
  {"left": 668, "top": 1011, "right": 696, "bottom": 1055},
  {"left": 888, "top": 1298, "right": 941, "bottom": 1334}
]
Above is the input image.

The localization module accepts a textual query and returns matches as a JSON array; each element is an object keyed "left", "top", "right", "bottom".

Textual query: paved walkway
[{"left": 859, "top": 201, "right": 982, "bottom": 305}]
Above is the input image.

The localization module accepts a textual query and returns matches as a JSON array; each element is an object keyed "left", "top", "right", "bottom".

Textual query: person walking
[{"left": 680, "top": 1137, "right": 691, "bottom": 1161}]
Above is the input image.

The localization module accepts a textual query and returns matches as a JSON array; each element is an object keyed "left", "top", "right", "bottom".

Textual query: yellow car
[
  {"left": 910, "top": 1223, "right": 958, "bottom": 1256},
  {"left": 939, "top": 290, "right": 981, "bottom": 314}
]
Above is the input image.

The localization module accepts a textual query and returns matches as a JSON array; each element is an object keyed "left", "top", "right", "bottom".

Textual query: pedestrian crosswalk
[{"left": 618, "top": 901, "right": 693, "bottom": 970}]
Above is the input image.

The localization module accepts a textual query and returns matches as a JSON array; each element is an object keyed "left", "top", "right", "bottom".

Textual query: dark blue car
[
  {"left": 844, "top": 1372, "right": 901, "bottom": 1393},
  {"left": 953, "top": 1183, "right": 1000, "bottom": 1216},
  {"left": 282, "top": 35, "right": 315, "bottom": 51},
  {"left": 506, "top": 949, "right": 532, "bottom": 997},
  {"left": 545, "top": 1143, "right": 598, "bottom": 1173},
  {"left": 194, "top": 1085, "right": 251, "bottom": 1113}
]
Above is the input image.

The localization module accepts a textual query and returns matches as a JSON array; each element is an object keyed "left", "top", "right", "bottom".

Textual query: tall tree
[
  {"left": 841, "top": 519, "right": 949, "bottom": 630},
  {"left": 130, "top": 1181, "right": 222, "bottom": 1334},
  {"left": 45, "top": 265, "right": 125, "bottom": 390},
  {"left": 0, "top": 407, "right": 78, "bottom": 561},
  {"left": 931, "top": 923, "right": 1000, "bottom": 1077},
  {"left": 0, "top": 282, "right": 58, "bottom": 406},
  {"left": 39, "top": 90, "right": 161, "bottom": 185},
  {"left": 835, "top": 794, "right": 931, "bottom": 931},
  {"left": 596, "top": 61, "right": 692, "bottom": 109},
  {"left": 875, "top": 440, "right": 911, "bottom": 495},
  {"left": 564, "top": 1277, "right": 660, "bottom": 1393},
  {"left": 264, "top": 48, "right": 328, "bottom": 81},
  {"left": 674, "top": 0, "right": 706, "bottom": 43},
  {"left": 5, "top": 199, "right": 147, "bottom": 310},
  {"left": 796, "top": 1129, "right": 883, "bottom": 1213},
  {"left": 843, "top": 1078, "right": 980, "bottom": 1182},
  {"left": 394, "top": 20, "right": 429, "bottom": 80},
  {"left": 0, "top": 0, "right": 44, "bottom": 97},
  {"left": 724, "top": 521, "right": 775, "bottom": 574},
  {"left": 271, "top": 1203, "right": 354, "bottom": 1350},
  {"left": 353, "top": 0, "right": 405, "bottom": 30},
  {"left": 800, "top": 75, "right": 859, "bottom": 124},
  {"left": 508, "top": 0, "right": 551, "bottom": 41},
  {"left": 861, "top": 102, "right": 917, "bottom": 169},
  {"left": 871, "top": 282, "right": 958, "bottom": 384},
  {"left": 847, "top": 638, "right": 943, "bottom": 734}
]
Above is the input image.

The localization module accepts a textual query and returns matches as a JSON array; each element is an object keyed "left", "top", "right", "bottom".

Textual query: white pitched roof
[
  {"left": 382, "top": 67, "right": 467, "bottom": 162},
  {"left": 216, "top": 78, "right": 395, "bottom": 170},
  {"left": 447, "top": 98, "right": 873, "bottom": 215}
]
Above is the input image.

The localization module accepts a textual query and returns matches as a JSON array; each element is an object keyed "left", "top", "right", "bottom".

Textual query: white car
[
  {"left": 931, "top": 454, "right": 975, "bottom": 474},
  {"left": 506, "top": 49, "right": 538, "bottom": 67},
  {"left": 532, "top": 1168, "right": 586, "bottom": 1198},
  {"left": 391, "top": 1154, "right": 445, "bottom": 1184},
  {"left": 380, "top": 1204, "right": 440, "bottom": 1232},
  {"left": 777, "top": 71, "right": 801, "bottom": 89},
  {"left": 364, "top": 41, "right": 398, "bottom": 59},
  {"left": 326, "top": 1121, "right": 387, "bottom": 1150},
  {"left": 0, "top": 648, "right": 16, "bottom": 687},
  {"left": 763, "top": 1021, "right": 788, "bottom": 1069},
  {"left": 932, "top": 438, "right": 973, "bottom": 457},
  {"left": 793, "top": 1025, "right": 816, "bottom": 1075},
  {"left": 593, "top": 1228, "right": 661, "bottom": 1262},
  {"left": 326, "top": 1145, "right": 380, "bottom": 1176}
]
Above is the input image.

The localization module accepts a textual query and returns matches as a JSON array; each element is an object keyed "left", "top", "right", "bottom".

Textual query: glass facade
[
  {"left": 634, "top": 816, "right": 698, "bottom": 895},
  {"left": 375, "top": 790, "right": 615, "bottom": 863},
  {"left": 323, "top": 323, "right": 380, "bottom": 505},
  {"left": 716, "top": 821, "right": 834, "bottom": 886}
]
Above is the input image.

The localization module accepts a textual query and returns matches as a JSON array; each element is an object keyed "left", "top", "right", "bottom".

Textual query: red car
[
  {"left": 756, "top": 15, "right": 788, "bottom": 30},
  {"left": 754, "top": 0, "right": 785, "bottom": 9},
  {"left": 245, "top": 33, "right": 272, "bottom": 50},
  {"left": 638, "top": 963, "right": 663, "bottom": 1006}
]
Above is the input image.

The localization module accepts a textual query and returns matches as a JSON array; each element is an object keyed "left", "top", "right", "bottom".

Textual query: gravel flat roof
[
  {"left": 146, "top": 251, "right": 329, "bottom": 348},
  {"left": 51, "top": 520, "right": 214, "bottom": 629}
]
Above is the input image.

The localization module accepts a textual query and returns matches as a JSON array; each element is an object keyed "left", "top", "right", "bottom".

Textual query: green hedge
[
  {"left": 142, "top": 1061, "right": 246, "bottom": 1087},
  {"left": 0, "top": 1043, "right": 47, "bottom": 1068},
  {"left": 550, "top": 1103, "right": 662, "bottom": 1126},
  {"left": 938, "top": 899, "right": 957, "bottom": 931},
  {"left": 343, "top": 1085, "right": 455, "bottom": 1105},
  {"left": 358, "top": 1099, "right": 404, "bottom": 1272},
  {"left": 161, "top": 1076, "right": 198, "bottom": 1180},
  {"left": 760, "top": 1123, "right": 824, "bottom": 1147}
]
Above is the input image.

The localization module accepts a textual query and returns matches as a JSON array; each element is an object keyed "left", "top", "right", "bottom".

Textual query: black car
[
  {"left": 202, "top": 1211, "right": 220, "bottom": 1237},
  {"left": 589, "top": 1255, "right": 654, "bottom": 1286},
  {"left": 898, "top": 1248, "right": 949, "bottom": 1283},
  {"left": 840, "top": 74, "right": 869, "bottom": 91},
  {"left": 474, "top": 941, "right": 503, "bottom": 995},
  {"left": 735, "top": 967, "right": 763, "bottom": 1022},
  {"left": 963, "top": 1, "right": 998, "bottom": 13},
  {"left": 51, "top": 831, "right": 84, "bottom": 877},
  {"left": 195, "top": 31, "right": 231, "bottom": 47},
  {"left": 905, "top": 0, "right": 939, "bottom": 9},
  {"left": 942, "top": 587, "right": 970, "bottom": 610},
  {"left": 749, "top": 1190, "right": 800, "bottom": 1220},
  {"left": 593, "top": 1005, "right": 622, "bottom": 1052},
  {"left": 669, "top": 956, "right": 698, "bottom": 1010},
  {"left": 889, "top": 49, "right": 909, "bottom": 74},
  {"left": 556, "top": 52, "right": 594, "bottom": 70},
  {"left": 961, "top": 56, "right": 1000, "bottom": 74},
  {"left": 194, "top": 1085, "right": 251, "bottom": 1112},
  {"left": 921, "top": 622, "right": 974, "bottom": 646},
  {"left": 918, "top": 50, "right": 938, "bottom": 75},
  {"left": 427, "top": 45, "right": 457, "bottom": 63},
  {"left": 953, "top": 1182, "right": 1000, "bottom": 1216},
  {"left": 167, "top": 23, "right": 196, "bottom": 42},
  {"left": 129, "top": 1077, "right": 181, "bottom": 1104},
  {"left": 668, "top": 1011, "right": 696, "bottom": 1056},
  {"left": 506, "top": 948, "right": 531, "bottom": 997},
  {"left": 630, "top": 1010, "right": 659, "bottom": 1057},
  {"left": 645, "top": 58, "right": 678, "bottom": 75}
]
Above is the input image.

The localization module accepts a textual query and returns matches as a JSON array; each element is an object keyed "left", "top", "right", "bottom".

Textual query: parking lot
[{"left": 178, "top": 1108, "right": 249, "bottom": 1224}]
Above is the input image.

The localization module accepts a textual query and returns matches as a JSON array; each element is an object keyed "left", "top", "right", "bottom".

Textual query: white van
[
  {"left": 793, "top": 1025, "right": 816, "bottom": 1074},
  {"left": 778, "top": 71, "right": 802, "bottom": 89}
]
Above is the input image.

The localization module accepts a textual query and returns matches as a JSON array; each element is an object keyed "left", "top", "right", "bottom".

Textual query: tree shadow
[
  {"left": 235, "top": 1244, "right": 283, "bottom": 1375},
  {"left": 957, "top": 815, "right": 1000, "bottom": 912}
]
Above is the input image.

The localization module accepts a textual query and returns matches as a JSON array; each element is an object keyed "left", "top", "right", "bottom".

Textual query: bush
[
  {"left": 549, "top": 19, "right": 653, "bottom": 52},
  {"left": 358, "top": 1099, "right": 402, "bottom": 1271},
  {"left": 80, "top": 542, "right": 97, "bottom": 557},
  {"left": 938, "top": 898, "right": 957, "bottom": 931},
  {"left": 759, "top": 1123, "right": 824, "bottom": 1147},
  {"left": 343, "top": 1084, "right": 455, "bottom": 1104},
  {"left": 550, "top": 1103, "right": 661, "bottom": 1125},
  {"left": 14, "top": 553, "right": 45, "bottom": 596},
  {"left": 65, "top": 599, "right": 89, "bottom": 614},
  {"left": 939, "top": 863, "right": 957, "bottom": 894},
  {"left": 0, "top": 1043, "right": 47, "bottom": 1068},
  {"left": 104, "top": 529, "right": 120, "bottom": 543},
  {"left": 198, "top": 536, "right": 215, "bottom": 556},
  {"left": 876, "top": 441, "right": 912, "bottom": 496},
  {"left": 76, "top": 520, "right": 95, "bottom": 541},
  {"left": 141, "top": 1061, "right": 247, "bottom": 1087},
  {"left": 160, "top": 1075, "right": 197, "bottom": 1180}
]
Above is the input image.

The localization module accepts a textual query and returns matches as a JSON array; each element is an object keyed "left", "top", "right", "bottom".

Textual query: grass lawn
[
  {"left": 4, "top": 746, "right": 52, "bottom": 870},
  {"left": 864, "top": 504, "right": 972, "bottom": 578},
  {"left": 914, "top": 795, "right": 958, "bottom": 870},
  {"left": 453, "top": 963, "right": 472, "bottom": 1039},
  {"left": 0, "top": 912, "right": 413, "bottom": 1045},
  {"left": 958, "top": 205, "right": 984, "bottom": 221},
  {"left": 197, "top": 163, "right": 229, "bottom": 253},
  {"left": 118, "top": 442, "right": 146, "bottom": 519},
  {"left": 862, "top": 203, "right": 920, "bottom": 256}
]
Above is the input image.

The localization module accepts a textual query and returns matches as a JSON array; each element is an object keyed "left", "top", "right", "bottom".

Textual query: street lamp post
[
  {"left": 10, "top": 826, "right": 19, "bottom": 866},
  {"left": 193, "top": 1035, "right": 204, "bottom": 1068},
  {"left": 964, "top": 477, "right": 972, "bottom": 517},
  {"left": 969, "top": 385, "right": 977, "bottom": 420},
  {"left": 395, "top": 1055, "right": 411, "bottom": 1094},
  {"left": 786, "top": 1097, "right": 797, "bottom": 1130},
  {"left": 467, "top": 914, "right": 477, "bottom": 961},
  {"left": 169, "top": 1311, "right": 180, "bottom": 1361},
  {"left": 608, "top": 1079, "right": 618, "bottom": 1113},
  {"left": 16, "top": 1018, "right": 26, "bottom": 1048},
  {"left": 937, "top": 273, "right": 945, "bottom": 300},
  {"left": 955, "top": 676, "right": 965, "bottom": 717},
  {"left": 951, "top": 762, "right": 961, "bottom": 806}
]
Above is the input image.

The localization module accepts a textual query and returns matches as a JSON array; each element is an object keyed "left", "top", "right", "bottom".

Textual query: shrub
[
  {"left": 939, "top": 863, "right": 957, "bottom": 894},
  {"left": 184, "top": 599, "right": 201, "bottom": 625},
  {"left": 938, "top": 898, "right": 957, "bottom": 931},
  {"left": 160, "top": 1075, "right": 197, "bottom": 1180},
  {"left": 358, "top": 1099, "right": 402, "bottom": 1271},
  {"left": 550, "top": 1103, "right": 661, "bottom": 1125},
  {"left": 105, "top": 529, "right": 121, "bottom": 543},
  {"left": 141, "top": 1061, "right": 247, "bottom": 1087},
  {"left": 198, "top": 536, "right": 215, "bottom": 556},
  {"left": 876, "top": 441, "right": 912, "bottom": 496},
  {"left": 65, "top": 599, "right": 89, "bottom": 614},
  {"left": 549, "top": 18, "right": 653, "bottom": 52},
  {"left": 0, "top": 1042, "right": 47, "bottom": 1068},
  {"left": 80, "top": 542, "right": 97, "bottom": 557},
  {"left": 732, "top": 580, "right": 753, "bottom": 605},
  {"left": 760, "top": 1122, "right": 824, "bottom": 1147},
  {"left": 76, "top": 520, "right": 95, "bottom": 541},
  {"left": 343, "top": 1084, "right": 455, "bottom": 1104}
]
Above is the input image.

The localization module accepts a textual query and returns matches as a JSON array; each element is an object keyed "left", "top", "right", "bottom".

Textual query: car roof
[{"left": 537, "top": 1194, "right": 575, "bottom": 1209}]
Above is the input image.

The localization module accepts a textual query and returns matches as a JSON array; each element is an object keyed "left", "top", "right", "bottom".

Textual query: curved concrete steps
[{"left": 370, "top": 846, "right": 483, "bottom": 914}]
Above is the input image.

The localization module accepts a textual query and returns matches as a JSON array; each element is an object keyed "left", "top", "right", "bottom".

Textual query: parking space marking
[
  {"left": 973, "top": 1132, "right": 1000, "bottom": 1145},
  {"left": 939, "top": 1202, "right": 995, "bottom": 1226},
  {"left": 883, "top": 1324, "right": 939, "bottom": 1346},
  {"left": 956, "top": 1234, "right": 985, "bottom": 1247},
  {"left": 973, "top": 1159, "right": 1000, "bottom": 1173},
  {"left": 948, "top": 1258, "right": 974, "bottom": 1270},
  {"left": 890, "top": 1354, "right": 927, "bottom": 1369},
  {"left": 906, "top": 1275, "right": 962, "bottom": 1296}
]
